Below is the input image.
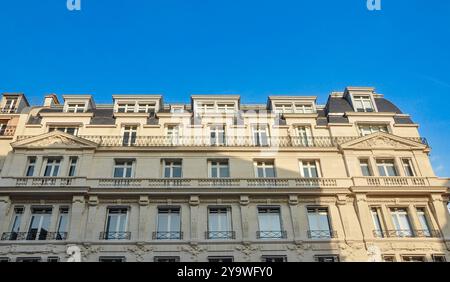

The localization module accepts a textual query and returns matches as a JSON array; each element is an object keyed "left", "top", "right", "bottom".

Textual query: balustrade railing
[
  {"left": 205, "top": 231, "right": 236, "bottom": 239},
  {"left": 307, "top": 230, "right": 338, "bottom": 239},
  {"left": 1, "top": 231, "right": 67, "bottom": 241},
  {"left": 0, "top": 126, "right": 16, "bottom": 137},
  {"left": 373, "top": 229, "right": 441, "bottom": 238},
  {"left": 152, "top": 231, "right": 183, "bottom": 240},
  {"left": 256, "top": 230, "right": 287, "bottom": 239},
  {"left": 99, "top": 231, "right": 131, "bottom": 240}
]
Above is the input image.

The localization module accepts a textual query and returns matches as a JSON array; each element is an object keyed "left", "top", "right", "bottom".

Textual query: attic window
[
  {"left": 66, "top": 103, "right": 86, "bottom": 113},
  {"left": 352, "top": 96, "right": 374, "bottom": 112},
  {"left": 294, "top": 103, "right": 314, "bottom": 113}
]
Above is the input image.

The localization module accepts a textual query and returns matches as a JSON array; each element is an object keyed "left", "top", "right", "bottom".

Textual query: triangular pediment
[
  {"left": 12, "top": 131, "right": 98, "bottom": 149},
  {"left": 339, "top": 132, "right": 427, "bottom": 150}
]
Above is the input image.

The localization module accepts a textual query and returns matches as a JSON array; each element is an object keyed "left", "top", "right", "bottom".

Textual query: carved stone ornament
[
  {"left": 80, "top": 243, "right": 102, "bottom": 261},
  {"left": 352, "top": 136, "right": 409, "bottom": 149},
  {"left": 180, "top": 244, "right": 206, "bottom": 261},
  {"left": 235, "top": 243, "right": 260, "bottom": 261},
  {"left": 286, "top": 242, "right": 312, "bottom": 257},
  {"left": 126, "top": 243, "right": 153, "bottom": 262},
  {"left": 28, "top": 136, "right": 79, "bottom": 147}
]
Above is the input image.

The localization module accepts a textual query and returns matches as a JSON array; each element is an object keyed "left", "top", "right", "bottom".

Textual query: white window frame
[
  {"left": 255, "top": 161, "right": 276, "bottom": 178},
  {"left": 25, "top": 157, "right": 37, "bottom": 176},
  {"left": 251, "top": 124, "right": 270, "bottom": 146},
  {"left": 207, "top": 207, "right": 232, "bottom": 233},
  {"left": 358, "top": 124, "right": 389, "bottom": 136},
  {"left": 105, "top": 208, "right": 129, "bottom": 234},
  {"left": 401, "top": 158, "right": 416, "bottom": 177},
  {"left": 294, "top": 103, "right": 315, "bottom": 114},
  {"left": 390, "top": 207, "right": 413, "bottom": 237},
  {"left": 352, "top": 95, "right": 375, "bottom": 112},
  {"left": 113, "top": 160, "right": 134, "bottom": 178},
  {"left": 2, "top": 98, "right": 18, "bottom": 113},
  {"left": 376, "top": 159, "right": 398, "bottom": 177},
  {"left": 138, "top": 103, "right": 156, "bottom": 113},
  {"left": 209, "top": 125, "right": 226, "bottom": 146},
  {"left": 48, "top": 126, "right": 79, "bottom": 136},
  {"left": 68, "top": 157, "right": 78, "bottom": 177},
  {"left": 416, "top": 207, "right": 431, "bottom": 237},
  {"left": 209, "top": 160, "right": 230, "bottom": 178},
  {"left": 65, "top": 103, "right": 86, "bottom": 113},
  {"left": 27, "top": 207, "right": 53, "bottom": 240},
  {"left": 371, "top": 207, "right": 384, "bottom": 237},
  {"left": 42, "top": 158, "right": 61, "bottom": 177},
  {"left": 157, "top": 207, "right": 181, "bottom": 233},
  {"left": 299, "top": 160, "right": 321, "bottom": 178},
  {"left": 273, "top": 103, "right": 293, "bottom": 114},
  {"left": 359, "top": 158, "right": 372, "bottom": 176},
  {"left": 117, "top": 103, "right": 136, "bottom": 113},
  {"left": 122, "top": 125, "right": 138, "bottom": 146},
  {"left": 163, "top": 160, "right": 183, "bottom": 178}
]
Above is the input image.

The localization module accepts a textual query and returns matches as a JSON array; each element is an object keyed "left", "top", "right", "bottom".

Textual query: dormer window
[
  {"left": 117, "top": 103, "right": 135, "bottom": 113},
  {"left": 2, "top": 98, "right": 18, "bottom": 113},
  {"left": 66, "top": 103, "right": 86, "bottom": 113},
  {"left": 49, "top": 126, "right": 79, "bottom": 136},
  {"left": 138, "top": 103, "right": 156, "bottom": 114},
  {"left": 170, "top": 106, "right": 185, "bottom": 114},
  {"left": 294, "top": 103, "right": 314, "bottom": 113},
  {"left": 274, "top": 104, "right": 293, "bottom": 114},
  {"left": 358, "top": 124, "right": 388, "bottom": 136},
  {"left": 196, "top": 102, "right": 237, "bottom": 113},
  {"left": 353, "top": 95, "right": 374, "bottom": 112},
  {"left": 199, "top": 103, "right": 215, "bottom": 113},
  {"left": 217, "top": 103, "right": 235, "bottom": 113}
]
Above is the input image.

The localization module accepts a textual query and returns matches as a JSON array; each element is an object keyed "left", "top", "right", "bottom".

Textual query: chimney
[{"left": 43, "top": 94, "right": 60, "bottom": 107}]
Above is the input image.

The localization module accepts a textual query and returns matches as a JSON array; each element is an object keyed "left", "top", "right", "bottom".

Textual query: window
[
  {"left": 315, "top": 255, "right": 339, "bottom": 262},
  {"left": 294, "top": 103, "right": 314, "bottom": 113},
  {"left": 66, "top": 103, "right": 85, "bottom": 113},
  {"left": 99, "top": 257, "right": 126, "bottom": 262},
  {"left": 217, "top": 103, "right": 235, "bottom": 113},
  {"left": 257, "top": 207, "right": 284, "bottom": 239},
  {"left": 2, "top": 98, "right": 18, "bottom": 113},
  {"left": 138, "top": 103, "right": 156, "bottom": 113},
  {"left": 382, "top": 255, "right": 396, "bottom": 262},
  {"left": 117, "top": 103, "right": 135, "bottom": 113},
  {"left": 402, "top": 159, "right": 416, "bottom": 176},
  {"left": 48, "top": 126, "right": 78, "bottom": 135},
  {"left": 56, "top": 207, "right": 69, "bottom": 240},
  {"left": 0, "top": 121, "right": 8, "bottom": 135},
  {"left": 154, "top": 256, "right": 180, "bottom": 262},
  {"left": 261, "top": 256, "right": 287, "bottom": 262},
  {"left": 47, "top": 257, "right": 59, "bottom": 262},
  {"left": 359, "top": 159, "right": 372, "bottom": 176},
  {"left": 274, "top": 103, "right": 293, "bottom": 114},
  {"left": 376, "top": 159, "right": 398, "bottom": 176},
  {"left": 210, "top": 125, "right": 226, "bottom": 146},
  {"left": 255, "top": 161, "right": 276, "bottom": 178},
  {"left": 122, "top": 126, "right": 137, "bottom": 146},
  {"left": 0, "top": 257, "right": 10, "bottom": 262},
  {"left": 104, "top": 208, "right": 129, "bottom": 240},
  {"left": 43, "top": 158, "right": 61, "bottom": 177},
  {"left": 416, "top": 208, "right": 431, "bottom": 237},
  {"left": 28, "top": 207, "right": 52, "bottom": 240},
  {"left": 390, "top": 208, "right": 413, "bottom": 237},
  {"left": 208, "top": 208, "right": 232, "bottom": 239},
  {"left": 299, "top": 160, "right": 320, "bottom": 178},
  {"left": 113, "top": 160, "right": 134, "bottom": 178},
  {"left": 163, "top": 160, "right": 182, "bottom": 178},
  {"left": 371, "top": 208, "right": 384, "bottom": 237},
  {"left": 167, "top": 125, "right": 180, "bottom": 145},
  {"left": 156, "top": 208, "right": 181, "bottom": 239},
  {"left": 68, "top": 157, "right": 78, "bottom": 177},
  {"left": 432, "top": 255, "right": 447, "bottom": 262},
  {"left": 198, "top": 103, "right": 215, "bottom": 113},
  {"left": 16, "top": 257, "right": 42, "bottom": 262},
  {"left": 294, "top": 126, "right": 312, "bottom": 146},
  {"left": 25, "top": 157, "right": 36, "bottom": 176},
  {"left": 252, "top": 124, "right": 269, "bottom": 146},
  {"left": 402, "top": 256, "right": 426, "bottom": 262},
  {"left": 352, "top": 95, "right": 374, "bottom": 112},
  {"left": 209, "top": 161, "right": 229, "bottom": 178},
  {"left": 307, "top": 208, "right": 333, "bottom": 238},
  {"left": 170, "top": 106, "right": 184, "bottom": 113},
  {"left": 208, "top": 256, "right": 234, "bottom": 262},
  {"left": 7, "top": 207, "right": 24, "bottom": 240},
  {"left": 358, "top": 124, "right": 388, "bottom": 136}
]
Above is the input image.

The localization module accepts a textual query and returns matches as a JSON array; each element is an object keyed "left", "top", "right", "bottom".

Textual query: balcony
[
  {"left": 0, "top": 125, "right": 16, "bottom": 137},
  {"left": 1, "top": 231, "right": 67, "bottom": 241},
  {"left": 205, "top": 231, "right": 236, "bottom": 240},
  {"left": 11, "top": 177, "right": 87, "bottom": 187},
  {"left": 256, "top": 230, "right": 287, "bottom": 239},
  {"left": 307, "top": 230, "right": 338, "bottom": 239},
  {"left": 353, "top": 177, "right": 430, "bottom": 187},
  {"left": 99, "top": 231, "right": 131, "bottom": 240},
  {"left": 0, "top": 108, "right": 18, "bottom": 114},
  {"left": 152, "top": 231, "right": 183, "bottom": 240},
  {"left": 373, "top": 229, "right": 441, "bottom": 238}
]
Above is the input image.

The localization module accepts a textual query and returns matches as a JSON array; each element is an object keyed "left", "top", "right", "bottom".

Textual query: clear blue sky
[{"left": 0, "top": 1, "right": 449, "bottom": 176}]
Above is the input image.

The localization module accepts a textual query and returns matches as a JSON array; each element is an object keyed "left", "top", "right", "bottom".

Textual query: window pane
[{"left": 114, "top": 167, "right": 124, "bottom": 178}]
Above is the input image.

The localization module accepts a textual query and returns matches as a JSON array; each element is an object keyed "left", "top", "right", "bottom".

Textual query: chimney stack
[{"left": 43, "top": 94, "right": 60, "bottom": 107}]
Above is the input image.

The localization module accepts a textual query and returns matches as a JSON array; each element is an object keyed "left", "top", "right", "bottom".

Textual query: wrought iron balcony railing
[
  {"left": 152, "top": 231, "right": 183, "bottom": 240},
  {"left": 373, "top": 229, "right": 441, "bottom": 238},
  {"left": 14, "top": 135, "right": 430, "bottom": 148},
  {"left": 0, "top": 126, "right": 16, "bottom": 137},
  {"left": 205, "top": 231, "right": 236, "bottom": 239},
  {"left": 0, "top": 108, "right": 18, "bottom": 114},
  {"left": 1, "top": 231, "right": 67, "bottom": 241},
  {"left": 256, "top": 230, "right": 287, "bottom": 239},
  {"left": 99, "top": 231, "right": 131, "bottom": 240},
  {"left": 307, "top": 230, "right": 338, "bottom": 239}
]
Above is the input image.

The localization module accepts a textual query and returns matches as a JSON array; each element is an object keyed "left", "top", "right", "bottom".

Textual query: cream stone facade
[{"left": 0, "top": 87, "right": 449, "bottom": 262}]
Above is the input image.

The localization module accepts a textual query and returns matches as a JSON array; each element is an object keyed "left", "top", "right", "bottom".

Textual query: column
[
  {"left": 0, "top": 196, "right": 11, "bottom": 234},
  {"left": 84, "top": 196, "right": 99, "bottom": 241},
  {"left": 189, "top": 195, "right": 200, "bottom": 244},
  {"left": 239, "top": 195, "right": 250, "bottom": 242},
  {"left": 407, "top": 204, "right": 422, "bottom": 234},
  {"left": 380, "top": 204, "right": 395, "bottom": 231},
  {"left": 354, "top": 194, "right": 375, "bottom": 239},
  {"left": 68, "top": 196, "right": 86, "bottom": 241},
  {"left": 429, "top": 194, "right": 450, "bottom": 241},
  {"left": 288, "top": 195, "right": 302, "bottom": 242},
  {"left": 138, "top": 196, "right": 150, "bottom": 241}
]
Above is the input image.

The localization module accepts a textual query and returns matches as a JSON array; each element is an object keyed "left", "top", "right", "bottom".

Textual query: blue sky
[{"left": 0, "top": 0, "right": 449, "bottom": 176}]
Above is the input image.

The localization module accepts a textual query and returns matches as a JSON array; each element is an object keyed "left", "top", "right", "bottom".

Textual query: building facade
[{"left": 0, "top": 87, "right": 449, "bottom": 262}]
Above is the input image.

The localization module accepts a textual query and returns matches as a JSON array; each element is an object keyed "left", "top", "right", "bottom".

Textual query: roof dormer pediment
[
  {"left": 339, "top": 132, "right": 427, "bottom": 151},
  {"left": 11, "top": 131, "right": 98, "bottom": 149}
]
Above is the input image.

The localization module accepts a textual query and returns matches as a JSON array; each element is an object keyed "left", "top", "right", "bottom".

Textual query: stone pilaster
[{"left": 69, "top": 195, "right": 85, "bottom": 241}]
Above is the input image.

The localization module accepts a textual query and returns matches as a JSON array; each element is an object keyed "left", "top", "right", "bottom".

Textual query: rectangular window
[
  {"left": 99, "top": 256, "right": 126, "bottom": 262},
  {"left": 198, "top": 103, "right": 215, "bottom": 113},
  {"left": 122, "top": 126, "right": 137, "bottom": 146},
  {"left": 217, "top": 103, "right": 235, "bottom": 112},
  {"left": 371, "top": 208, "right": 384, "bottom": 237},
  {"left": 210, "top": 125, "right": 226, "bottom": 146},
  {"left": 167, "top": 125, "right": 180, "bottom": 145},
  {"left": 25, "top": 157, "right": 36, "bottom": 177},
  {"left": 138, "top": 103, "right": 156, "bottom": 113},
  {"left": 315, "top": 255, "right": 339, "bottom": 262},
  {"left": 252, "top": 125, "right": 269, "bottom": 146},
  {"left": 390, "top": 208, "right": 413, "bottom": 237},
  {"left": 416, "top": 208, "right": 431, "bottom": 237},
  {"left": 154, "top": 256, "right": 180, "bottom": 262},
  {"left": 113, "top": 160, "right": 134, "bottom": 178},
  {"left": 47, "top": 257, "right": 59, "bottom": 262},
  {"left": 208, "top": 207, "right": 232, "bottom": 239},
  {"left": 295, "top": 126, "right": 312, "bottom": 146},
  {"left": 274, "top": 103, "right": 293, "bottom": 114},
  {"left": 353, "top": 95, "right": 374, "bottom": 112},
  {"left": 0, "top": 121, "right": 7, "bottom": 135},
  {"left": 28, "top": 207, "right": 52, "bottom": 240},
  {"left": 0, "top": 257, "right": 10, "bottom": 262},
  {"left": 43, "top": 158, "right": 61, "bottom": 177},
  {"left": 307, "top": 208, "right": 333, "bottom": 238},
  {"left": 208, "top": 256, "right": 234, "bottom": 262},
  {"left": 382, "top": 255, "right": 396, "bottom": 262},
  {"left": 294, "top": 103, "right": 314, "bottom": 113},
  {"left": 170, "top": 106, "right": 184, "bottom": 113},
  {"left": 360, "top": 159, "right": 372, "bottom": 176},
  {"left": 104, "top": 208, "right": 128, "bottom": 240},
  {"left": 432, "top": 255, "right": 447, "bottom": 262},
  {"left": 257, "top": 207, "right": 284, "bottom": 239},
  {"left": 66, "top": 103, "right": 85, "bottom": 113},
  {"left": 163, "top": 160, "right": 182, "bottom": 178},
  {"left": 156, "top": 208, "right": 181, "bottom": 239},
  {"left": 402, "top": 256, "right": 426, "bottom": 262},
  {"left": 255, "top": 161, "right": 276, "bottom": 178},
  {"left": 376, "top": 159, "right": 398, "bottom": 176},
  {"left": 48, "top": 126, "right": 78, "bottom": 136},
  {"left": 16, "top": 257, "right": 42, "bottom": 262},
  {"left": 68, "top": 157, "right": 78, "bottom": 177},
  {"left": 358, "top": 124, "right": 388, "bottom": 136},
  {"left": 261, "top": 256, "right": 287, "bottom": 262},
  {"left": 117, "top": 103, "right": 135, "bottom": 113},
  {"left": 8, "top": 207, "right": 24, "bottom": 240},
  {"left": 209, "top": 161, "right": 230, "bottom": 178},
  {"left": 402, "top": 159, "right": 416, "bottom": 177},
  {"left": 56, "top": 207, "right": 69, "bottom": 240},
  {"left": 2, "top": 98, "right": 18, "bottom": 113},
  {"left": 299, "top": 160, "right": 320, "bottom": 178}
]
